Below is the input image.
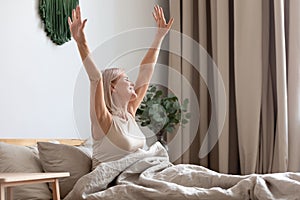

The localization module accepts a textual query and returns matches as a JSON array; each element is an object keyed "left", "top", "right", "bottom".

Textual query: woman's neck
[{"left": 112, "top": 96, "right": 129, "bottom": 119}]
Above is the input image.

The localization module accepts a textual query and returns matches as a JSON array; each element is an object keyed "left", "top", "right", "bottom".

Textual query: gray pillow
[
  {"left": 0, "top": 142, "right": 52, "bottom": 200},
  {"left": 37, "top": 142, "right": 92, "bottom": 198}
]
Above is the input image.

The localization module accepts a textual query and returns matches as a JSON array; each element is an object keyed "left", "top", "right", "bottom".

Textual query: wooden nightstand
[{"left": 0, "top": 172, "right": 70, "bottom": 200}]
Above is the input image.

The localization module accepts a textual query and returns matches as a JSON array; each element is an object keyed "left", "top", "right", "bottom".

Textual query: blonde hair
[{"left": 102, "top": 68, "right": 124, "bottom": 115}]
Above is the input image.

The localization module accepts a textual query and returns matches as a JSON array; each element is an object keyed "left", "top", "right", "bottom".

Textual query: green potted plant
[{"left": 136, "top": 84, "right": 191, "bottom": 150}]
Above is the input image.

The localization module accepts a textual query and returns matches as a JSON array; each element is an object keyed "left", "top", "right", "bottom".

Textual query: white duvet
[{"left": 64, "top": 142, "right": 300, "bottom": 200}]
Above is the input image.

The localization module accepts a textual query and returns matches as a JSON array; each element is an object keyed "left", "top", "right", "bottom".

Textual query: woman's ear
[{"left": 111, "top": 84, "right": 116, "bottom": 93}]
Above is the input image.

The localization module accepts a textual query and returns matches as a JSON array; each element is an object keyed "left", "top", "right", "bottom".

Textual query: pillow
[
  {"left": 0, "top": 142, "right": 52, "bottom": 200},
  {"left": 37, "top": 142, "right": 92, "bottom": 198}
]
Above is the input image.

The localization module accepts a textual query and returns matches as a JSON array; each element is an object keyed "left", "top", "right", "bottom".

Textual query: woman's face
[{"left": 112, "top": 73, "right": 137, "bottom": 102}]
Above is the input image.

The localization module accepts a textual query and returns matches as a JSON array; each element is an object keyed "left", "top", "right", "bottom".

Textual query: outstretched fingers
[
  {"left": 152, "top": 11, "right": 158, "bottom": 21},
  {"left": 72, "top": 8, "right": 76, "bottom": 21},
  {"left": 154, "top": 5, "right": 159, "bottom": 16},
  {"left": 167, "top": 18, "right": 174, "bottom": 29},
  {"left": 161, "top": 8, "right": 166, "bottom": 24},
  {"left": 68, "top": 17, "right": 72, "bottom": 27},
  {"left": 153, "top": 5, "right": 172, "bottom": 29},
  {"left": 76, "top": 5, "right": 82, "bottom": 22},
  {"left": 81, "top": 19, "right": 87, "bottom": 29},
  {"left": 158, "top": 6, "right": 162, "bottom": 20},
  {"left": 153, "top": 5, "right": 158, "bottom": 22}
]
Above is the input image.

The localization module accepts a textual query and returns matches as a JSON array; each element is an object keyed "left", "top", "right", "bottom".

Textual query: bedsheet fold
[{"left": 64, "top": 142, "right": 300, "bottom": 200}]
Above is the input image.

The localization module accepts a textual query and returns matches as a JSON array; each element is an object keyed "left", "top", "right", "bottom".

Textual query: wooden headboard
[{"left": 0, "top": 139, "right": 85, "bottom": 146}]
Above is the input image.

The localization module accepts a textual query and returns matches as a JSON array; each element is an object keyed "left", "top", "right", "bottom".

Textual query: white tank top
[{"left": 92, "top": 112, "right": 146, "bottom": 169}]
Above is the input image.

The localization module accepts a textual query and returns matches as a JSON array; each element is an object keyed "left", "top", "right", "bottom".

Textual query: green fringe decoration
[{"left": 39, "top": 0, "right": 79, "bottom": 45}]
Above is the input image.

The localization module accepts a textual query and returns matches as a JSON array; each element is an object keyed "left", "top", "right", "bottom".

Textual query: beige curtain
[{"left": 167, "top": 0, "right": 300, "bottom": 175}]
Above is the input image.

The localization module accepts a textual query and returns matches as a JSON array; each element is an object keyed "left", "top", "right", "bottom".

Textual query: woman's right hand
[
  {"left": 68, "top": 5, "right": 87, "bottom": 44},
  {"left": 152, "top": 5, "right": 174, "bottom": 39}
]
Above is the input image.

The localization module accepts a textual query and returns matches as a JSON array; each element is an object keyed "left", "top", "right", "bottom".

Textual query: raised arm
[
  {"left": 129, "top": 5, "right": 174, "bottom": 116},
  {"left": 68, "top": 6, "right": 100, "bottom": 81},
  {"left": 68, "top": 6, "right": 112, "bottom": 138}
]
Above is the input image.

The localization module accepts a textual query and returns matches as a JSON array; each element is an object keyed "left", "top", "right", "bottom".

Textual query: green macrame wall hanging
[{"left": 39, "top": 0, "right": 79, "bottom": 45}]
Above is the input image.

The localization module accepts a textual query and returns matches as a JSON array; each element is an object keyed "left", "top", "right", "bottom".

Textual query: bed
[{"left": 1, "top": 139, "right": 300, "bottom": 200}]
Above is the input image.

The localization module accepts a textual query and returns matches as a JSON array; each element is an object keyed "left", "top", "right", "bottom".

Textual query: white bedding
[{"left": 64, "top": 142, "right": 300, "bottom": 200}]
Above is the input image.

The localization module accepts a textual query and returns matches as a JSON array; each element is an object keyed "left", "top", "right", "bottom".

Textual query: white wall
[{"left": 0, "top": 0, "right": 167, "bottom": 139}]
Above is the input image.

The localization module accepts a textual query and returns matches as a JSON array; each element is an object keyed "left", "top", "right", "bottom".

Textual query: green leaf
[
  {"left": 146, "top": 93, "right": 153, "bottom": 100},
  {"left": 164, "top": 101, "right": 171, "bottom": 110},
  {"left": 141, "top": 110, "right": 150, "bottom": 118},
  {"left": 140, "top": 105, "right": 146, "bottom": 109},
  {"left": 136, "top": 109, "right": 143, "bottom": 115},
  {"left": 170, "top": 96, "right": 178, "bottom": 101},
  {"left": 153, "top": 114, "right": 162, "bottom": 121},
  {"left": 165, "top": 126, "right": 174, "bottom": 133},
  {"left": 149, "top": 85, "right": 156, "bottom": 93},
  {"left": 173, "top": 101, "right": 180, "bottom": 109},
  {"left": 185, "top": 113, "right": 192, "bottom": 119},
  {"left": 141, "top": 121, "right": 150, "bottom": 126},
  {"left": 183, "top": 98, "right": 189, "bottom": 104},
  {"left": 182, "top": 98, "right": 189, "bottom": 110},
  {"left": 154, "top": 90, "right": 163, "bottom": 98},
  {"left": 182, "top": 119, "right": 189, "bottom": 124}
]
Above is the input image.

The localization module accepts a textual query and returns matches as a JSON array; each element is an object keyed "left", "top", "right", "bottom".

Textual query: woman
[{"left": 68, "top": 5, "right": 174, "bottom": 168}]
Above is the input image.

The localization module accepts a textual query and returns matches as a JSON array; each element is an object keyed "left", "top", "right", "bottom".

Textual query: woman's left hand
[{"left": 152, "top": 5, "right": 174, "bottom": 38}]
